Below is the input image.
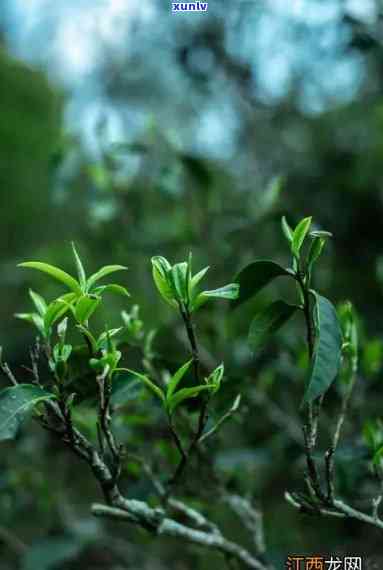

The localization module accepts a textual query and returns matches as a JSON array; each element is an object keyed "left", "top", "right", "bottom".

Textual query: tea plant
[{"left": 1, "top": 219, "right": 383, "bottom": 569}]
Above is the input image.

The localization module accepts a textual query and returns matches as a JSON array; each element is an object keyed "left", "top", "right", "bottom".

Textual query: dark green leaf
[
  {"left": 233, "top": 260, "right": 293, "bottom": 308},
  {"left": 302, "top": 293, "right": 342, "bottom": 405},
  {"left": 170, "top": 262, "right": 188, "bottom": 303},
  {"left": 0, "top": 384, "right": 55, "bottom": 441},
  {"left": 248, "top": 300, "right": 298, "bottom": 352},
  {"left": 22, "top": 537, "right": 82, "bottom": 570}
]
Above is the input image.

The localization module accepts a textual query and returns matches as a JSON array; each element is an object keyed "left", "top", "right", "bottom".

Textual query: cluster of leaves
[
  {"left": 151, "top": 254, "right": 239, "bottom": 312},
  {"left": 0, "top": 247, "right": 237, "bottom": 441},
  {"left": 1, "top": 220, "right": 382, "bottom": 509},
  {"left": 127, "top": 361, "right": 224, "bottom": 416},
  {"left": 16, "top": 243, "right": 129, "bottom": 338},
  {"left": 234, "top": 216, "right": 341, "bottom": 405}
]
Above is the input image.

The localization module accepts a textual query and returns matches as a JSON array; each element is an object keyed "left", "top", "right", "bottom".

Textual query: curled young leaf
[
  {"left": 71, "top": 242, "right": 87, "bottom": 290},
  {"left": 291, "top": 217, "right": 312, "bottom": 259},
  {"left": 166, "top": 359, "right": 193, "bottom": 400}
]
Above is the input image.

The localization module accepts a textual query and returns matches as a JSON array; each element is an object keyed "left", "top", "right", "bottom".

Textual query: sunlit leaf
[
  {"left": 18, "top": 262, "right": 81, "bottom": 294},
  {"left": 74, "top": 295, "right": 101, "bottom": 324},
  {"left": 71, "top": 242, "right": 87, "bottom": 290},
  {"left": 170, "top": 262, "right": 188, "bottom": 303},
  {"left": 167, "top": 384, "right": 212, "bottom": 414},
  {"left": 193, "top": 284, "right": 239, "bottom": 310},
  {"left": 292, "top": 216, "right": 312, "bottom": 258},
  {"left": 151, "top": 256, "right": 177, "bottom": 307},
  {"left": 93, "top": 284, "right": 130, "bottom": 297},
  {"left": 29, "top": 289, "right": 47, "bottom": 317},
  {"left": 44, "top": 293, "right": 77, "bottom": 332},
  {"left": 281, "top": 215, "right": 293, "bottom": 243},
  {"left": 87, "top": 265, "right": 127, "bottom": 290},
  {"left": 118, "top": 368, "right": 165, "bottom": 401},
  {"left": 166, "top": 359, "right": 193, "bottom": 400}
]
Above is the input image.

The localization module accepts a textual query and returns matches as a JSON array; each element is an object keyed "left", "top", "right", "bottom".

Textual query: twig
[
  {"left": 0, "top": 348, "right": 18, "bottom": 386},
  {"left": 198, "top": 396, "right": 241, "bottom": 444},
  {"left": 223, "top": 494, "right": 266, "bottom": 555},
  {"left": 92, "top": 503, "right": 271, "bottom": 570}
]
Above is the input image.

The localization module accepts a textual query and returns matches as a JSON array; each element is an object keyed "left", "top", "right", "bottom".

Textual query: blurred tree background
[{"left": 1, "top": 0, "right": 383, "bottom": 568}]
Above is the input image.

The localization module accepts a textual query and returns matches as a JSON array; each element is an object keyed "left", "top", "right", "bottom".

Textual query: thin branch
[
  {"left": 0, "top": 348, "right": 18, "bottom": 386},
  {"left": 223, "top": 494, "right": 266, "bottom": 555},
  {"left": 92, "top": 503, "right": 271, "bottom": 570}
]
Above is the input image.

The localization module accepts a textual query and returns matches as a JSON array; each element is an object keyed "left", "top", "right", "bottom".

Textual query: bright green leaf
[
  {"left": 166, "top": 359, "right": 193, "bottom": 400},
  {"left": 190, "top": 266, "right": 209, "bottom": 292},
  {"left": 281, "top": 216, "right": 293, "bottom": 243},
  {"left": 310, "top": 230, "right": 333, "bottom": 238},
  {"left": 76, "top": 325, "right": 98, "bottom": 353},
  {"left": 29, "top": 289, "right": 47, "bottom": 317},
  {"left": 87, "top": 265, "right": 127, "bottom": 290},
  {"left": 170, "top": 262, "right": 188, "bottom": 303},
  {"left": 118, "top": 368, "right": 165, "bottom": 401},
  {"left": 74, "top": 295, "right": 101, "bottom": 324},
  {"left": 151, "top": 256, "right": 177, "bottom": 307},
  {"left": 93, "top": 284, "right": 130, "bottom": 297},
  {"left": 44, "top": 293, "right": 77, "bottom": 332},
  {"left": 167, "top": 385, "right": 212, "bottom": 414},
  {"left": 71, "top": 242, "right": 87, "bottom": 290},
  {"left": 18, "top": 262, "right": 81, "bottom": 294},
  {"left": 193, "top": 284, "right": 239, "bottom": 310},
  {"left": 15, "top": 313, "right": 45, "bottom": 336},
  {"left": 292, "top": 216, "right": 312, "bottom": 258}
]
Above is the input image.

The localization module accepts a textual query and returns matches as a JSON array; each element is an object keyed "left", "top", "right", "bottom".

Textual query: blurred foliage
[{"left": 2, "top": 0, "right": 383, "bottom": 567}]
